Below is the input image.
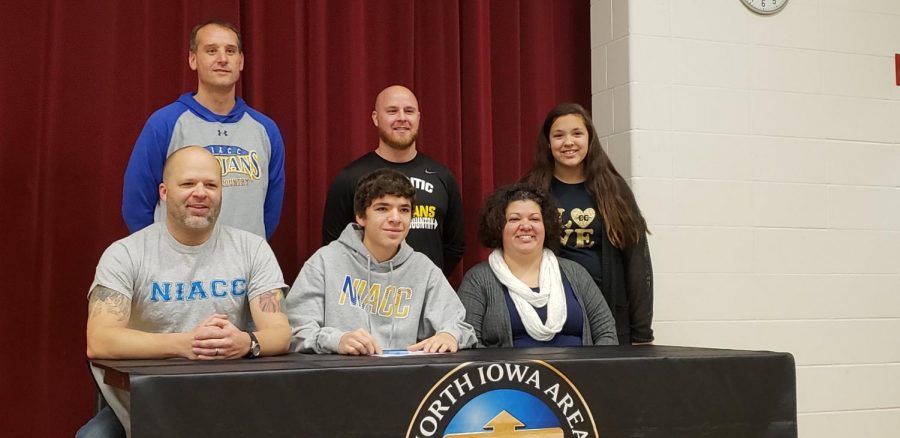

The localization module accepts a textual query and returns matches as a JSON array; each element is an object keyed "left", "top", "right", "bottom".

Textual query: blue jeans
[{"left": 75, "top": 406, "right": 125, "bottom": 438}]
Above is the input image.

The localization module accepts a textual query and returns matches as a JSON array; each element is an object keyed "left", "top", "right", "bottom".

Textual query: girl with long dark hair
[{"left": 522, "top": 102, "right": 653, "bottom": 345}]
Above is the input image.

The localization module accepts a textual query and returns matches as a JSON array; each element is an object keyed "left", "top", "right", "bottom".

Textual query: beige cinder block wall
[{"left": 590, "top": 0, "right": 900, "bottom": 436}]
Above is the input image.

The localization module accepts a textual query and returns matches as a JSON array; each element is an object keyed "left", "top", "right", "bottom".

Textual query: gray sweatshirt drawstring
[
  {"left": 362, "top": 255, "right": 372, "bottom": 334},
  {"left": 387, "top": 260, "right": 396, "bottom": 349}
]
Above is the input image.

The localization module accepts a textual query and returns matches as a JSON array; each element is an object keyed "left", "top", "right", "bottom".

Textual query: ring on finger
[{"left": 214, "top": 348, "right": 219, "bottom": 356}]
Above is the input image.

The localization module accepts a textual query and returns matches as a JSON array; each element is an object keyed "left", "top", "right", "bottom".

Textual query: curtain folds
[{"left": 0, "top": 1, "right": 589, "bottom": 435}]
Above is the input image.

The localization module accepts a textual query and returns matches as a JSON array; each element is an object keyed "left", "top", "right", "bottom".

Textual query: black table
[{"left": 92, "top": 346, "right": 797, "bottom": 437}]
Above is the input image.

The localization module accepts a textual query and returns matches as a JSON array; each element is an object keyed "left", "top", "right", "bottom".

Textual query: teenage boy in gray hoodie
[{"left": 286, "top": 169, "right": 475, "bottom": 355}]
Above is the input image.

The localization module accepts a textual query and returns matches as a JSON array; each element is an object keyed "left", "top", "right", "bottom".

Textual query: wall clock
[{"left": 741, "top": 0, "right": 789, "bottom": 15}]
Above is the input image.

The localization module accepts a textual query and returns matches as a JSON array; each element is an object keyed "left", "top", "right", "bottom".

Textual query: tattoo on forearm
[
  {"left": 88, "top": 285, "right": 131, "bottom": 322},
  {"left": 258, "top": 290, "right": 283, "bottom": 313}
]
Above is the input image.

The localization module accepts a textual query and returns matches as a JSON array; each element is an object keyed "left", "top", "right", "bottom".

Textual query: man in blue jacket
[{"left": 122, "top": 19, "right": 285, "bottom": 239}]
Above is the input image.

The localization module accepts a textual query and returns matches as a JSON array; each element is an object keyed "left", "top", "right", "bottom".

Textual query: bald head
[
  {"left": 159, "top": 146, "right": 223, "bottom": 240},
  {"left": 374, "top": 85, "right": 418, "bottom": 111},
  {"left": 372, "top": 85, "right": 421, "bottom": 152},
  {"left": 163, "top": 146, "right": 222, "bottom": 184}
]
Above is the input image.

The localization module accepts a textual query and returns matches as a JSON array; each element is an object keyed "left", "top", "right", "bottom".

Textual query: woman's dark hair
[
  {"left": 478, "top": 183, "right": 560, "bottom": 252},
  {"left": 523, "top": 102, "right": 648, "bottom": 248},
  {"left": 353, "top": 168, "right": 416, "bottom": 218}
]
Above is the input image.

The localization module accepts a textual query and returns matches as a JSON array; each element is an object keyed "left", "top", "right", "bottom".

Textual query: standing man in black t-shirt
[{"left": 321, "top": 85, "right": 464, "bottom": 274}]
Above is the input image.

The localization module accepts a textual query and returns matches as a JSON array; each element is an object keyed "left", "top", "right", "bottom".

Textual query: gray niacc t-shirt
[{"left": 88, "top": 222, "right": 287, "bottom": 435}]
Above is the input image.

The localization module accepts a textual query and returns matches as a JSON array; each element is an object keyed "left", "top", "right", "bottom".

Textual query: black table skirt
[{"left": 93, "top": 345, "right": 797, "bottom": 438}]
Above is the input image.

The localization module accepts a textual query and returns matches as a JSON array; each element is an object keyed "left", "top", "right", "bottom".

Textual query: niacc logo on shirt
[{"left": 150, "top": 278, "right": 248, "bottom": 302}]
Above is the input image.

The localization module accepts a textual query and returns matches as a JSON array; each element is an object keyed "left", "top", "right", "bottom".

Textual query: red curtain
[{"left": 0, "top": 1, "right": 589, "bottom": 435}]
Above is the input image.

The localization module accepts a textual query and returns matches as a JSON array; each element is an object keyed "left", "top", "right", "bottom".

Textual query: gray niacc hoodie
[{"left": 285, "top": 223, "right": 475, "bottom": 353}]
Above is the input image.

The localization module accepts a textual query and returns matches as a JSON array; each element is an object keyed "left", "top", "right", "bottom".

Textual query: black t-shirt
[
  {"left": 551, "top": 178, "right": 603, "bottom": 284},
  {"left": 321, "top": 151, "right": 465, "bottom": 273}
]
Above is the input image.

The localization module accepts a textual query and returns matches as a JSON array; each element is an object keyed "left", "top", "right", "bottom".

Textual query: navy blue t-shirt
[
  {"left": 502, "top": 271, "right": 584, "bottom": 347},
  {"left": 551, "top": 178, "right": 604, "bottom": 284}
]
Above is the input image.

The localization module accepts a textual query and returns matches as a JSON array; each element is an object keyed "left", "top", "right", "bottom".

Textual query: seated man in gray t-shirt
[{"left": 79, "top": 147, "right": 290, "bottom": 437}]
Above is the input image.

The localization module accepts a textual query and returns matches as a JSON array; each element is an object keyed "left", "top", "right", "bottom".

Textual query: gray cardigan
[{"left": 457, "top": 258, "right": 618, "bottom": 347}]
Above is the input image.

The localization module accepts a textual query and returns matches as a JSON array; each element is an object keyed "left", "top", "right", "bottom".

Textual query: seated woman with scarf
[{"left": 458, "top": 183, "right": 618, "bottom": 347}]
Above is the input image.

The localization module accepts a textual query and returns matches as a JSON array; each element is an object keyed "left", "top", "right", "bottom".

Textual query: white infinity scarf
[{"left": 488, "top": 248, "right": 566, "bottom": 341}]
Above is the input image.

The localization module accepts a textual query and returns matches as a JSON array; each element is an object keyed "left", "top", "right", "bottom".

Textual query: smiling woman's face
[{"left": 502, "top": 200, "right": 545, "bottom": 256}]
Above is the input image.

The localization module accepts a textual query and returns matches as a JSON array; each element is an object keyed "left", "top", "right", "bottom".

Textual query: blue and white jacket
[{"left": 122, "top": 92, "right": 285, "bottom": 239}]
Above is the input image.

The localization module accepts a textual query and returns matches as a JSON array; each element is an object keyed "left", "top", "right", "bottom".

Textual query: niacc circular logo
[{"left": 406, "top": 360, "right": 598, "bottom": 438}]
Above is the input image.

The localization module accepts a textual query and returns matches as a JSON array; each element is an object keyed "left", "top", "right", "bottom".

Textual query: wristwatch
[{"left": 244, "top": 331, "right": 261, "bottom": 359}]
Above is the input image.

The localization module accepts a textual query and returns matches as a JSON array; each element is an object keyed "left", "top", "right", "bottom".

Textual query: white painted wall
[{"left": 590, "top": 0, "right": 900, "bottom": 436}]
